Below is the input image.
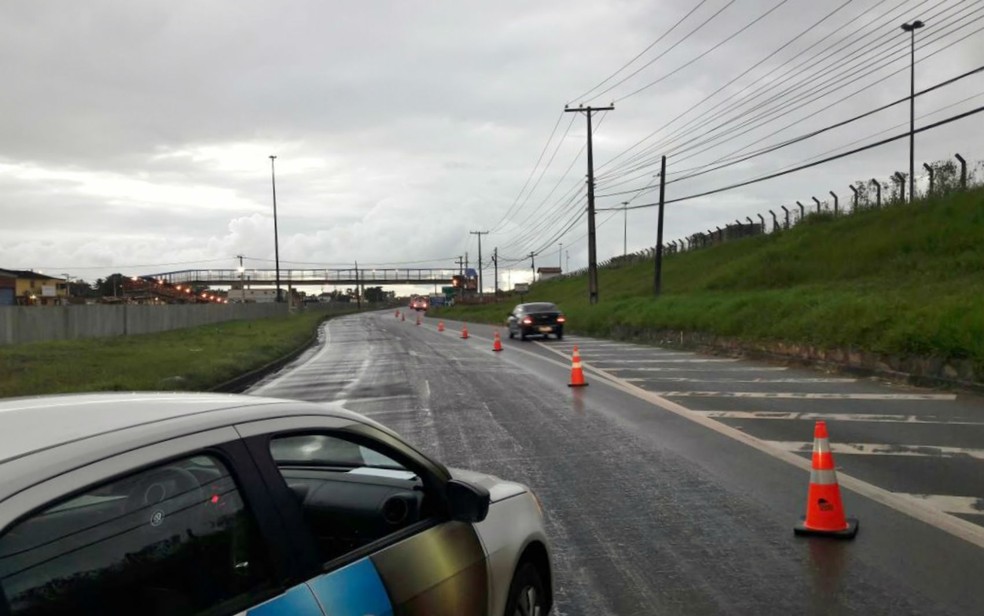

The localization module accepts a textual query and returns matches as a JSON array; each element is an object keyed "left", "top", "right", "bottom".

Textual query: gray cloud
[{"left": 1, "top": 0, "right": 980, "bottom": 287}]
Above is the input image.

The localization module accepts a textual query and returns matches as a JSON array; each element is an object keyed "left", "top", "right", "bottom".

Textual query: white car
[{"left": 0, "top": 393, "right": 552, "bottom": 616}]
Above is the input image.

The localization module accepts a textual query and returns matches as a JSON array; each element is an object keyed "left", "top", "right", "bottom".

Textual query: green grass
[
  {"left": 0, "top": 309, "right": 354, "bottom": 398},
  {"left": 437, "top": 188, "right": 984, "bottom": 371}
]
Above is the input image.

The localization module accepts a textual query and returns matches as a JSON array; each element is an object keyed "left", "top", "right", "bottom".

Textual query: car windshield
[{"left": 523, "top": 303, "right": 558, "bottom": 312}]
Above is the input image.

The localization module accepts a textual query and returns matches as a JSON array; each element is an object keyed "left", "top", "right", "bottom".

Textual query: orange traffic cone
[
  {"left": 568, "top": 346, "right": 588, "bottom": 387},
  {"left": 438, "top": 321, "right": 445, "bottom": 332},
  {"left": 395, "top": 310, "right": 400, "bottom": 318},
  {"left": 416, "top": 314, "right": 421, "bottom": 326},
  {"left": 401, "top": 312, "right": 405, "bottom": 322},
  {"left": 460, "top": 325, "right": 469, "bottom": 339},
  {"left": 493, "top": 331, "right": 503, "bottom": 352},
  {"left": 794, "top": 421, "right": 858, "bottom": 538}
]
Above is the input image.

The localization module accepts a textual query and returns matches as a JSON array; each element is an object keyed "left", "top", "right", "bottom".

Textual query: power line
[
  {"left": 614, "top": 0, "right": 793, "bottom": 102},
  {"left": 595, "top": 0, "right": 930, "bottom": 179},
  {"left": 622, "top": 103, "right": 984, "bottom": 211},
  {"left": 596, "top": 63, "right": 984, "bottom": 198},
  {"left": 662, "top": 2, "right": 983, "bottom": 160},
  {"left": 568, "top": 0, "right": 713, "bottom": 104},
  {"left": 613, "top": 0, "right": 968, "bottom": 177},
  {"left": 489, "top": 111, "right": 566, "bottom": 232},
  {"left": 598, "top": 3, "right": 982, "bottom": 191}
]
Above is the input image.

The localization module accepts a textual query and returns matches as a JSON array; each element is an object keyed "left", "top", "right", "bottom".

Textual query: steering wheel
[{"left": 125, "top": 466, "right": 207, "bottom": 535}]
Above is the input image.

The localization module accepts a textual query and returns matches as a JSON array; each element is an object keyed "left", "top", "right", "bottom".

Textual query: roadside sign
[{"left": 514, "top": 283, "right": 529, "bottom": 293}]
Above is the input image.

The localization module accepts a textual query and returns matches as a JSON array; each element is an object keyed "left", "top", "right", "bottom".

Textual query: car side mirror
[{"left": 446, "top": 479, "right": 490, "bottom": 523}]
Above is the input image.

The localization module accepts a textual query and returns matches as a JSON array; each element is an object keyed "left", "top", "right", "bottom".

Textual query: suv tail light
[
  {"left": 522, "top": 317, "right": 533, "bottom": 325},
  {"left": 557, "top": 316, "right": 566, "bottom": 323}
]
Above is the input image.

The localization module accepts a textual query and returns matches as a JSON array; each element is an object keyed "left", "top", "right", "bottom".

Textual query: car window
[
  {"left": 524, "top": 302, "right": 557, "bottom": 312},
  {"left": 268, "top": 433, "right": 436, "bottom": 565},
  {"left": 0, "top": 455, "right": 274, "bottom": 616}
]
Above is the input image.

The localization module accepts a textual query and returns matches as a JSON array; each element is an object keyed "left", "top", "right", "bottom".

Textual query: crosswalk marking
[
  {"left": 691, "top": 410, "right": 984, "bottom": 425},
  {"left": 662, "top": 391, "right": 957, "bottom": 400},
  {"left": 767, "top": 440, "right": 984, "bottom": 460}
]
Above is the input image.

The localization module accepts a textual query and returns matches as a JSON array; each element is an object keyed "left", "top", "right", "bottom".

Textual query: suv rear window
[{"left": 523, "top": 303, "right": 557, "bottom": 312}]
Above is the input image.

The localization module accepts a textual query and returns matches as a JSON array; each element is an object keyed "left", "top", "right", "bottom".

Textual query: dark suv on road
[{"left": 507, "top": 302, "right": 566, "bottom": 340}]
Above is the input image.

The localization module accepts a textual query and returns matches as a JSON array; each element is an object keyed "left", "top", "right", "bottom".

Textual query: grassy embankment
[
  {"left": 0, "top": 309, "right": 353, "bottom": 398},
  {"left": 437, "top": 188, "right": 984, "bottom": 372}
]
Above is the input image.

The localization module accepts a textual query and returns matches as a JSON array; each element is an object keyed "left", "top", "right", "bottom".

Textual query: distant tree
[{"left": 364, "top": 286, "right": 386, "bottom": 303}]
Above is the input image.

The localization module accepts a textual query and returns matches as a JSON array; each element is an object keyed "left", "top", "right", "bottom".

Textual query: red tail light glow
[
  {"left": 522, "top": 317, "right": 533, "bottom": 325},
  {"left": 557, "top": 316, "right": 566, "bottom": 323}
]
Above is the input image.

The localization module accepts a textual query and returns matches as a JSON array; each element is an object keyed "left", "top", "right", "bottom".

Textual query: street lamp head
[
  {"left": 901, "top": 20, "right": 924, "bottom": 31},
  {"left": 269, "top": 154, "right": 277, "bottom": 161}
]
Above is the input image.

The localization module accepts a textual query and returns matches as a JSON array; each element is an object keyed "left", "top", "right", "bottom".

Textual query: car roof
[
  {"left": 521, "top": 302, "right": 557, "bottom": 310},
  {"left": 0, "top": 392, "right": 366, "bottom": 466}
]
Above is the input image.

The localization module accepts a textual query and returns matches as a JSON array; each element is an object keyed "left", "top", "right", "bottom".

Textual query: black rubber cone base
[
  {"left": 794, "top": 516, "right": 859, "bottom": 539},
  {"left": 567, "top": 383, "right": 588, "bottom": 388}
]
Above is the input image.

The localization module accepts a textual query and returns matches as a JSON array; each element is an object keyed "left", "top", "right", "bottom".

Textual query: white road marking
[
  {"left": 767, "top": 441, "right": 984, "bottom": 460},
  {"left": 519, "top": 338, "right": 984, "bottom": 550},
  {"left": 621, "top": 377, "right": 856, "bottom": 384},
  {"left": 897, "top": 494, "right": 984, "bottom": 516},
  {"left": 661, "top": 391, "right": 957, "bottom": 400},
  {"left": 692, "top": 410, "right": 984, "bottom": 425},
  {"left": 600, "top": 366, "right": 789, "bottom": 372},
  {"left": 584, "top": 358, "right": 739, "bottom": 364}
]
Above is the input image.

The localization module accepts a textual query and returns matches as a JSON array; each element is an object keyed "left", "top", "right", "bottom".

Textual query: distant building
[
  {"left": 0, "top": 269, "right": 68, "bottom": 306},
  {"left": 536, "top": 266, "right": 562, "bottom": 281}
]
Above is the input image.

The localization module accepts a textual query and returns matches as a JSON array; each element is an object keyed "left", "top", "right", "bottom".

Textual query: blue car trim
[
  {"left": 246, "top": 583, "right": 324, "bottom": 615},
  {"left": 308, "top": 557, "right": 394, "bottom": 616}
]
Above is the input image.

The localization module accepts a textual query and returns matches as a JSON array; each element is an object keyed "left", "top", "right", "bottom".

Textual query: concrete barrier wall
[{"left": 0, "top": 303, "right": 290, "bottom": 345}]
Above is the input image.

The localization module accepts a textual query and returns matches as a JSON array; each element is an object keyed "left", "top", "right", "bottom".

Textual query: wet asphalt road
[{"left": 249, "top": 311, "right": 984, "bottom": 615}]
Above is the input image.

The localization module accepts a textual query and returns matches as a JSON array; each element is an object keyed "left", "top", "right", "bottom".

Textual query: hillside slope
[{"left": 441, "top": 188, "right": 984, "bottom": 379}]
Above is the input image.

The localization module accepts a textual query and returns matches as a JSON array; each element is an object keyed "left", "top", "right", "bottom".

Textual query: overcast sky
[{"left": 1, "top": 0, "right": 981, "bottom": 291}]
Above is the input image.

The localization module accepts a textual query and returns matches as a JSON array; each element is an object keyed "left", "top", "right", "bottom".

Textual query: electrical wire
[
  {"left": 596, "top": 62, "right": 984, "bottom": 198},
  {"left": 614, "top": 0, "right": 793, "bottom": 102},
  {"left": 489, "top": 111, "right": 566, "bottom": 233},
  {"left": 598, "top": 3, "right": 983, "bottom": 195},
  {"left": 569, "top": 0, "right": 714, "bottom": 104},
  {"left": 620, "top": 103, "right": 984, "bottom": 211},
  {"left": 595, "top": 0, "right": 932, "bottom": 179}
]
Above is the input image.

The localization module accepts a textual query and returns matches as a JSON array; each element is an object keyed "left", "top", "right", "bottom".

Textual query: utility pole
[
  {"left": 454, "top": 256, "right": 465, "bottom": 301},
  {"left": 622, "top": 201, "right": 629, "bottom": 256},
  {"left": 354, "top": 260, "right": 362, "bottom": 311},
  {"left": 558, "top": 242, "right": 563, "bottom": 271},
  {"left": 269, "top": 155, "right": 282, "bottom": 302},
  {"left": 654, "top": 156, "right": 667, "bottom": 296},
  {"left": 470, "top": 231, "right": 489, "bottom": 297},
  {"left": 529, "top": 251, "right": 536, "bottom": 283},
  {"left": 492, "top": 247, "right": 499, "bottom": 297},
  {"left": 566, "top": 103, "right": 614, "bottom": 304}
]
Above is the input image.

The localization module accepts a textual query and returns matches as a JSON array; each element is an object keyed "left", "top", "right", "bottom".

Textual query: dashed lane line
[
  {"left": 621, "top": 377, "right": 857, "bottom": 384},
  {"left": 661, "top": 391, "right": 957, "bottom": 400},
  {"left": 517, "top": 335, "right": 984, "bottom": 550},
  {"left": 411, "top": 320, "right": 984, "bottom": 543},
  {"left": 693, "top": 410, "right": 984, "bottom": 425},
  {"left": 767, "top": 440, "right": 984, "bottom": 460}
]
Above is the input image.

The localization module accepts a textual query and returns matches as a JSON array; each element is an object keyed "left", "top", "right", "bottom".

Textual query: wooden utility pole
[
  {"left": 654, "top": 156, "right": 667, "bottom": 296},
  {"left": 565, "top": 104, "right": 614, "bottom": 304}
]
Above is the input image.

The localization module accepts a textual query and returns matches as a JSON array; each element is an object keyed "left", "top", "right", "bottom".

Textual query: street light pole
[
  {"left": 269, "top": 155, "right": 282, "bottom": 302},
  {"left": 901, "top": 19, "right": 924, "bottom": 203}
]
